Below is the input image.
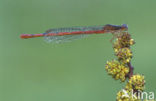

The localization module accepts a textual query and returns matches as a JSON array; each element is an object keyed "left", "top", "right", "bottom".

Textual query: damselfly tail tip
[{"left": 20, "top": 34, "right": 32, "bottom": 39}]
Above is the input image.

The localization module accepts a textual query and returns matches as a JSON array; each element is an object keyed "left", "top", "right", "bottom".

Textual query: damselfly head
[{"left": 121, "top": 24, "right": 128, "bottom": 31}]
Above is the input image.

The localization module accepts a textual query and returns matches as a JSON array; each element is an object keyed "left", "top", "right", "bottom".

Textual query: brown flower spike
[{"left": 105, "top": 31, "right": 149, "bottom": 101}]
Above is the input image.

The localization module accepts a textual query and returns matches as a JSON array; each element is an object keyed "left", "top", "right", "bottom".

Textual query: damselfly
[{"left": 20, "top": 24, "right": 128, "bottom": 43}]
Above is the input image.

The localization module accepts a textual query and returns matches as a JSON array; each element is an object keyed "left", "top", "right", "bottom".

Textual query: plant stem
[{"left": 127, "top": 62, "right": 134, "bottom": 78}]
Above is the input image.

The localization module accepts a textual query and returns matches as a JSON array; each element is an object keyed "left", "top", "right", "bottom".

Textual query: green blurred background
[{"left": 1, "top": 0, "right": 156, "bottom": 101}]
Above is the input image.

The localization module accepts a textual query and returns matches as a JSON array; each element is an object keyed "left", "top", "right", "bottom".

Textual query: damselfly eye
[{"left": 122, "top": 24, "right": 128, "bottom": 30}]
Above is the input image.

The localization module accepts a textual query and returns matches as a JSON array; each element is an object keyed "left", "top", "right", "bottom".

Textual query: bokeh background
[{"left": 1, "top": 0, "right": 156, "bottom": 101}]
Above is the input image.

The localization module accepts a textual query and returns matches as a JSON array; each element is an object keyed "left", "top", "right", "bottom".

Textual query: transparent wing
[
  {"left": 44, "top": 34, "right": 89, "bottom": 43},
  {"left": 44, "top": 26, "right": 104, "bottom": 43}
]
